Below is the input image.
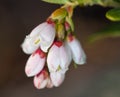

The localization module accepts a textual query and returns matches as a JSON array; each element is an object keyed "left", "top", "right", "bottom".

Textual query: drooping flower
[
  {"left": 50, "top": 69, "right": 65, "bottom": 87},
  {"left": 33, "top": 70, "right": 49, "bottom": 89},
  {"left": 25, "top": 49, "right": 46, "bottom": 77},
  {"left": 67, "top": 35, "right": 86, "bottom": 65},
  {"left": 21, "top": 21, "right": 55, "bottom": 54},
  {"left": 38, "top": 22, "right": 56, "bottom": 52},
  {"left": 47, "top": 41, "right": 70, "bottom": 72}
]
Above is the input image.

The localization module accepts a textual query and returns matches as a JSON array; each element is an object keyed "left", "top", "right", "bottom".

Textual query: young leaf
[
  {"left": 51, "top": 8, "right": 67, "bottom": 20},
  {"left": 106, "top": 8, "right": 120, "bottom": 21},
  {"left": 88, "top": 23, "right": 120, "bottom": 43},
  {"left": 42, "top": 0, "right": 69, "bottom": 4}
]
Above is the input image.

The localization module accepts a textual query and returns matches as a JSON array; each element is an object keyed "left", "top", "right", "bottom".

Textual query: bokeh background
[{"left": 0, "top": 0, "right": 120, "bottom": 97}]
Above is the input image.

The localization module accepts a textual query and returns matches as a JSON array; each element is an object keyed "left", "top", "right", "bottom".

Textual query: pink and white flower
[
  {"left": 25, "top": 49, "right": 46, "bottom": 77},
  {"left": 33, "top": 70, "right": 50, "bottom": 89},
  {"left": 21, "top": 22, "right": 56, "bottom": 54},
  {"left": 47, "top": 41, "right": 70, "bottom": 72},
  {"left": 67, "top": 35, "right": 86, "bottom": 65}
]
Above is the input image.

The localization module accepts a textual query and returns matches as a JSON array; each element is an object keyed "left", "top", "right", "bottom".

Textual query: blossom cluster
[{"left": 21, "top": 7, "right": 86, "bottom": 89}]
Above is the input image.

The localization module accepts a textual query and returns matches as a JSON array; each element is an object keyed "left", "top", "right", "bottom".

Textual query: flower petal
[
  {"left": 47, "top": 44, "right": 60, "bottom": 72},
  {"left": 22, "top": 23, "right": 48, "bottom": 54},
  {"left": 21, "top": 35, "right": 39, "bottom": 54},
  {"left": 67, "top": 38, "right": 86, "bottom": 65},
  {"left": 39, "top": 23, "right": 55, "bottom": 52},
  {"left": 33, "top": 71, "right": 48, "bottom": 89},
  {"left": 50, "top": 71, "right": 65, "bottom": 87},
  {"left": 78, "top": 48, "right": 86, "bottom": 64},
  {"left": 64, "top": 42, "right": 72, "bottom": 66},
  {"left": 59, "top": 44, "right": 70, "bottom": 70},
  {"left": 25, "top": 50, "right": 45, "bottom": 77},
  {"left": 30, "top": 22, "right": 48, "bottom": 37}
]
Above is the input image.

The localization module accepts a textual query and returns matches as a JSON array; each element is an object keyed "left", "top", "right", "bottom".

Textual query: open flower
[
  {"left": 67, "top": 35, "right": 86, "bottom": 65},
  {"left": 25, "top": 49, "right": 46, "bottom": 77},
  {"left": 47, "top": 41, "right": 70, "bottom": 72},
  {"left": 21, "top": 22, "right": 55, "bottom": 54}
]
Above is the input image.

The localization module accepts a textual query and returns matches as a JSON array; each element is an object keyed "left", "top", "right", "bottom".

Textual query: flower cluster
[{"left": 21, "top": 7, "right": 86, "bottom": 89}]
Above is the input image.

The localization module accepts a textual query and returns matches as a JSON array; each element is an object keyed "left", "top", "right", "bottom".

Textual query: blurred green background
[{"left": 0, "top": 0, "right": 120, "bottom": 97}]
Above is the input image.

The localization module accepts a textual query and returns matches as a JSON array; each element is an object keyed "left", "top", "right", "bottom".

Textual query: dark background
[{"left": 0, "top": 0, "right": 120, "bottom": 97}]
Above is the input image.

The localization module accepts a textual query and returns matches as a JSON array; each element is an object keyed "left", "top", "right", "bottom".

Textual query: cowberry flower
[
  {"left": 47, "top": 41, "right": 70, "bottom": 72},
  {"left": 33, "top": 69, "right": 53, "bottom": 89},
  {"left": 66, "top": 35, "right": 86, "bottom": 65},
  {"left": 38, "top": 22, "right": 55, "bottom": 52},
  {"left": 21, "top": 6, "right": 87, "bottom": 90},
  {"left": 47, "top": 41, "right": 71, "bottom": 87},
  {"left": 25, "top": 49, "right": 46, "bottom": 77},
  {"left": 21, "top": 22, "right": 55, "bottom": 54}
]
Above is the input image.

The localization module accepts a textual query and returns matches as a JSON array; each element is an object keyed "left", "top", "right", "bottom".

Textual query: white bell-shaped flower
[
  {"left": 21, "top": 22, "right": 47, "bottom": 54},
  {"left": 38, "top": 22, "right": 56, "bottom": 52},
  {"left": 21, "top": 22, "right": 55, "bottom": 54},
  {"left": 67, "top": 35, "right": 86, "bottom": 65},
  {"left": 47, "top": 41, "right": 70, "bottom": 72},
  {"left": 25, "top": 49, "right": 46, "bottom": 77}
]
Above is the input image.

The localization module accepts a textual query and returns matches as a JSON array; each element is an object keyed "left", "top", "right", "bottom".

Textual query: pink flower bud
[
  {"left": 25, "top": 49, "right": 46, "bottom": 77},
  {"left": 33, "top": 70, "right": 48, "bottom": 89}
]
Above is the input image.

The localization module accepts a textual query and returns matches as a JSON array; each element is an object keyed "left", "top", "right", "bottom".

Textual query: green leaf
[
  {"left": 106, "top": 8, "right": 120, "bottom": 21},
  {"left": 114, "top": 0, "right": 120, "bottom": 3},
  {"left": 42, "top": 0, "right": 69, "bottom": 4},
  {"left": 88, "top": 23, "right": 120, "bottom": 43},
  {"left": 77, "top": 0, "right": 94, "bottom": 5}
]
